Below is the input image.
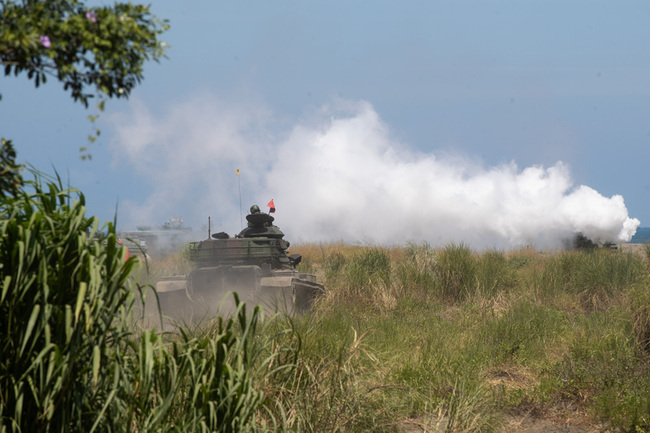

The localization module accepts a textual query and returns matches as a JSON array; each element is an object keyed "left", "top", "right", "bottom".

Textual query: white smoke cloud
[{"left": 109, "top": 96, "right": 639, "bottom": 249}]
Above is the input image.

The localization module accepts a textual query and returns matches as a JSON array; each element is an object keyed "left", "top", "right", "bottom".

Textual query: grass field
[{"left": 142, "top": 242, "right": 650, "bottom": 432}]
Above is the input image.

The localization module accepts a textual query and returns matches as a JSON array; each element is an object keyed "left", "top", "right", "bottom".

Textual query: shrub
[
  {"left": 629, "top": 284, "right": 650, "bottom": 354},
  {"left": 0, "top": 175, "right": 139, "bottom": 432},
  {"left": 121, "top": 300, "right": 270, "bottom": 432},
  {"left": 395, "top": 242, "right": 437, "bottom": 300},
  {"left": 435, "top": 243, "right": 477, "bottom": 301},
  {"left": 0, "top": 174, "right": 275, "bottom": 432},
  {"left": 476, "top": 249, "right": 518, "bottom": 298}
]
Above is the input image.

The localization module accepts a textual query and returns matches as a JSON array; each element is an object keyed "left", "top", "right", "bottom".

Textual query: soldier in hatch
[{"left": 247, "top": 204, "right": 274, "bottom": 227}]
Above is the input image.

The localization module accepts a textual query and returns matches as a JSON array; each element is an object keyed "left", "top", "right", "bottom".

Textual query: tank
[
  {"left": 154, "top": 210, "right": 324, "bottom": 323},
  {"left": 119, "top": 217, "right": 195, "bottom": 259}
]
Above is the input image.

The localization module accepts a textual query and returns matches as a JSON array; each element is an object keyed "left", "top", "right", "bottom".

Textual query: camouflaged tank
[{"left": 155, "top": 209, "right": 324, "bottom": 321}]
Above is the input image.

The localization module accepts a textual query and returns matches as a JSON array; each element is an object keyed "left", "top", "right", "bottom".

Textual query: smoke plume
[{"left": 110, "top": 96, "right": 639, "bottom": 249}]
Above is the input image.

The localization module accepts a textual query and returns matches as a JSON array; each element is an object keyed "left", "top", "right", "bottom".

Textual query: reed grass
[
  {"left": 0, "top": 174, "right": 283, "bottom": 432},
  {"left": 1, "top": 175, "right": 138, "bottom": 432}
]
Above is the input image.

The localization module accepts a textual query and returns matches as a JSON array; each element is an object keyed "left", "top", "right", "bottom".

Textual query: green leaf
[
  {"left": 75, "top": 281, "right": 87, "bottom": 325},
  {"left": 92, "top": 344, "right": 101, "bottom": 385},
  {"left": 19, "top": 304, "right": 40, "bottom": 358}
]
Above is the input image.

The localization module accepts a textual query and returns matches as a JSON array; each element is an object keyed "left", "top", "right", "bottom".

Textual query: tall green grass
[
  {"left": 0, "top": 175, "right": 284, "bottom": 432},
  {"left": 0, "top": 175, "right": 137, "bottom": 432}
]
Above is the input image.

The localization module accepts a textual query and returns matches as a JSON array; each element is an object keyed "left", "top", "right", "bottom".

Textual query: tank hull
[{"left": 152, "top": 265, "right": 323, "bottom": 325}]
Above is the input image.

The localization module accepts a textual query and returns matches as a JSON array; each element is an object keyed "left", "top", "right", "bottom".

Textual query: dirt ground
[
  {"left": 399, "top": 412, "right": 612, "bottom": 433},
  {"left": 499, "top": 414, "right": 609, "bottom": 433}
]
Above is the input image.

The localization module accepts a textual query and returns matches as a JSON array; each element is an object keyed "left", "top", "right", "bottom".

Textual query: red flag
[{"left": 267, "top": 199, "right": 276, "bottom": 213}]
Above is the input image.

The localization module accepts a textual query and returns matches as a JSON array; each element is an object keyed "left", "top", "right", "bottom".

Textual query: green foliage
[
  {"left": 268, "top": 323, "right": 393, "bottom": 432},
  {"left": 0, "top": 138, "right": 22, "bottom": 198},
  {"left": 347, "top": 248, "right": 391, "bottom": 289},
  {"left": 435, "top": 242, "right": 477, "bottom": 301},
  {"left": 530, "top": 250, "right": 646, "bottom": 308},
  {"left": 0, "top": 175, "right": 277, "bottom": 432},
  {"left": 399, "top": 242, "right": 437, "bottom": 290},
  {"left": 119, "top": 301, "right": 271, "bottom": 432},
  {"left": 323, "top": 250, "right": 348, "bottom": 281},
  {"left": 475, "top": 249, "right": 518, "bottom": 298},
  {"left": 552, "top": 308, "right": 650, "bottom": 431},
  {"left": 0, "top": 173, "right": 139, "bottom": 432},
  {"left": 480, "top": 301, "right": 567, "bottom": 364},
  {"left": 396, "top": 244, "right": 518, "bottom": 303},
  {"left": 630, "top": 284, "right": 650, "bottom": 353},
  {"left": 0, "top": 0, "right": 169, "bottom": 107},
  {"left": 444, "top": 379, "right": 499, "bottom": 433},
  {"left": 321, "top": 247, "right": 393, "bottom": 310}
]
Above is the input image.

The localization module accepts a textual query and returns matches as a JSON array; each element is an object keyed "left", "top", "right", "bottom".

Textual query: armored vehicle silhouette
[
  {"left": 154, "top": 206, "right": 324, "bottom": 322},
  {"left": 118, "top": 217, "right": 194, "bottom": 259}
]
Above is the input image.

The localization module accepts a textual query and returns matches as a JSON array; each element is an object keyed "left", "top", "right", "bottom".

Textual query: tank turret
[{"left": 118, "top": 217, "right": 194, "bottom": 259}]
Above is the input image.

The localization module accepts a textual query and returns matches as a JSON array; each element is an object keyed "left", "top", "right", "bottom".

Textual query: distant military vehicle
[
  {"left": 118, "top": 217, "right": 195, "bottom": 259},
  {"left": 154, "top": 206, "right": 324, "bottom": 323},
  {"left": 567, "top": 233, "right": 618, "bottom": 250}
]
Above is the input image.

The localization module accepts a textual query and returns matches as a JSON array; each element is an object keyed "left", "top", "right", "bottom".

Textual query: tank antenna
[{"left": 237, "top": 168, "right": 243, "bottom": 229}]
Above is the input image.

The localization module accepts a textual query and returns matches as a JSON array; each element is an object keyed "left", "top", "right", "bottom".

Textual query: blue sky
[{"left": 2, "top": 1, "right": 649, "bottom": 248}]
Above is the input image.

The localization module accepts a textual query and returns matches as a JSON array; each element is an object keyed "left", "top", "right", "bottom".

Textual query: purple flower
[
  {"left": 40, "top": 35, "right": 51, "bottom": 47},
  {"left": 86, "top": 11, "right": 97, "bottom": 23}
]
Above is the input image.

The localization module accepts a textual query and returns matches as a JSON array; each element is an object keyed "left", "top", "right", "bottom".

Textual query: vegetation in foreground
[
  {"left": 3, "top": 176, "right": 650, "bottom": 432},
  {"left": 1, "top": 176, "right": 288, "bottom": 432}
]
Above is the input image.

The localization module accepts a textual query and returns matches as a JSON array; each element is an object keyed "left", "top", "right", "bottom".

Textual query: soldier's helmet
[{"left": 250, "top": 204, "right": 260, "bottom": 214}]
